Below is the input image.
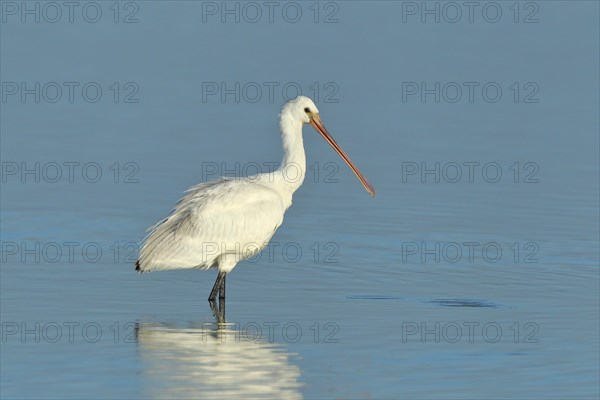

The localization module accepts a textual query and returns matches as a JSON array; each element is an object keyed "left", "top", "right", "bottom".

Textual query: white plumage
[
  {"left": 136, "top": 96, "right": 374, "bottom": 301},
  {"left": 138, "top": 178, "right": 286, "bottom": 273}
]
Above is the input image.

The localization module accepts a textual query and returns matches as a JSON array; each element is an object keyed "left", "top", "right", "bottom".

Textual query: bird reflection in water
[{"left": 134, "top": 318, "right": 303, "bottom": 400}]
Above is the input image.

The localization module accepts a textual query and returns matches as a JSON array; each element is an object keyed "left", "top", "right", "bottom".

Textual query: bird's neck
[{"left": 276, "top": 114, "right": 306, "bottom": 194}]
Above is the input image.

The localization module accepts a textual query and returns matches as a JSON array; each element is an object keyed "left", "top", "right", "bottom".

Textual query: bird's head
[
  {"left": 281, "top": 96, "right": 376, "bottom": 197},
  {"left": 283, "top": 95, "right": 319, "bottom": 124}
]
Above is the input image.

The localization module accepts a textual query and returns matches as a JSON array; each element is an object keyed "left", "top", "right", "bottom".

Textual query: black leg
[
  {"left": 219, "top": 274, "right": 226, "bottom": 299},
  {"left": 209, "top": 271, "right": 226, "bottom": 301},
  {"left": 217, "top": 296, "right": 225, "bottom": 323},
  {"left": 208, "top": 298, "right": 226, "bottom": 324}
]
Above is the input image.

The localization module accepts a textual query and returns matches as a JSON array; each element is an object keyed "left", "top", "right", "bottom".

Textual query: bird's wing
[{"left": 137, "top": 178, "right": 286, "bottom": 272}]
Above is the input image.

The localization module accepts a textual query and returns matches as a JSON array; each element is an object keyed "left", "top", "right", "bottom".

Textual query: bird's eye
[{"left": 304, "top": 107, "right": 310, "bottom": 113}]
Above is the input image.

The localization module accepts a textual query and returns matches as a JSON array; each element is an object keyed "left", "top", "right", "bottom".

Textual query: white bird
[{"left": 136, "top": 96, "right": 375, "bottom": 301}]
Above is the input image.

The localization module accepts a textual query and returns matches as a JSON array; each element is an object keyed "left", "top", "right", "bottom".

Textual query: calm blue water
[{"left": 1, "top": 2, "right": 599, "bottom": 399}]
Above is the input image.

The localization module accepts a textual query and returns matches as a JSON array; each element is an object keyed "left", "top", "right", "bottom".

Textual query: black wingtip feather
[{"left": 135, "top": 260, "right": 142, "bottom": 273}]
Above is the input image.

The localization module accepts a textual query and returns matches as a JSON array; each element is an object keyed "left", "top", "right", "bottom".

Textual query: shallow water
[{"left": 1, "top": 2, "right": 599, "bottom": 399}]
